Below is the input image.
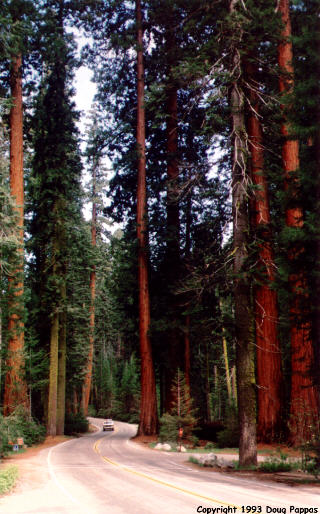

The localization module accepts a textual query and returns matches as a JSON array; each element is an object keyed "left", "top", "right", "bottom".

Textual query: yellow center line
[{"left": 93, "top": 437, "right": 242, "bottom": 510}]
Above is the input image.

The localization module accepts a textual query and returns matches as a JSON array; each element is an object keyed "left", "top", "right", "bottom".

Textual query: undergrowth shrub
[
  {"left": 87, "top": 405, "right": 97, "bottom": 417},
  {"left": 64, "top": 412, "right": 89, "bottom": 435},
  {"left": 216, "top": 405, "right": 239, "bottom": 448},
  {"left": 259, "top": 453, "right": 294, "bottom": 473},
  {"left": 159, "top": 370, "right": 198, "bottom": 444},
  {"left": 0, "top": 407, "right": 45, "bottom": 456}
]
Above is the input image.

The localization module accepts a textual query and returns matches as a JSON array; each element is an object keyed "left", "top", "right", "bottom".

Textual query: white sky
[{"left": 74, "top": 66, "right": 97, "bottom": 134}]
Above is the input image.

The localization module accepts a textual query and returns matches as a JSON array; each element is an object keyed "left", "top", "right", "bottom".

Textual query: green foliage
[
  {"left": 300, "top": 433, "right": 320, "bottom": 478},
  {"left": 159, "top": 413, "right": 180, "bottom": 443},
  {"left": 159, "top": 370, "right": 198, "bottom": 443},
  {"left": 93, "top": 351, "right": 140, "bottom": 424},
  {"left": 259, "top": 453, "right": 295, "bottom": 473},
  {"left": 204, "top": 441, "right": 217, "bottom": 450},
  {"left": 0, "top": 466, "right": 18, "bottom": 495},
  {"left": 216, "top": 405, "right": 239, "bottom": 448},
  {"left": 64, "top": 412, "right": 89, "bottom": 435},
  {"left": 87, "top": 405, "right": 97, "bottom": 417},
  {"left": 0, "top": 407, "right": 45, "bottom": 456},
  {"left": 0, "top": 103, "right": 19, "bottom": 278},
  {"left": 188, "top": 456, "right": 204, "bottom": 467}
]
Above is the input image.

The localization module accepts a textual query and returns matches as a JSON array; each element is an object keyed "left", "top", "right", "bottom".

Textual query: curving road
[{"left": 0, "top": 418, "right": 319, "bottom": 514}]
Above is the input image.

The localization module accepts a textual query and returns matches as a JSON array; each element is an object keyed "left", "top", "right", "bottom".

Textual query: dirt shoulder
[
  {"left": 0, "top": 435, "right": 69, "bottom": 495},
  {"left": 131, "top": 436, "right": 320, "bottom": 487}
]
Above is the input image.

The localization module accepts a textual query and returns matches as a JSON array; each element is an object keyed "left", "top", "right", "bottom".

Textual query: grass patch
[
  {"left": 259, "top": 460, "right": 294, "bottom": 473},
  {"left": 0, "top": 466, "right": 18, "bottom": 495},
  {"left": 188, "top": 456, "right": 204, "bottom": 467}
]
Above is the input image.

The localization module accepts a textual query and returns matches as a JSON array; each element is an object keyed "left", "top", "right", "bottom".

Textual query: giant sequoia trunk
[
  {"left": 57, "top": 279, "right": 66, "bottom": 435},
  {"left": 47, "top": 298, "right": 59, "bottom": 436},
  {"left": 163, "top": 17, "right": 184, "bottom": 412},
  {"left": 136, "top": 0, "right": 158, "bottom": 435},
  {"left": 245, "top": 60, "right": 283, "bottom": 442},
  {"left": 81, "top": 166, "right": 97, "bottom": 417},
  {"left": 315, "top": 20, "right": 320, "bottom": 411},
  {"left": 4, "top": 53, "right": 28, "bottom": 415},
  {"left": 278, "top": 0, "right": 318, "bottom": 444},
  {"left": 230, "top": 0, "right": 257, "bottom": 466}
]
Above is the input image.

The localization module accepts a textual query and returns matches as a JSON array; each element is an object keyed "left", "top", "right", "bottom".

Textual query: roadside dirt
[
  {"left": 132, "top": 436, "right": 320, "bottom": 486},
  {"left": 0, "top": 436, "right": 69, "bottom": 494},
  {"left": 0, "top": 424, "right": 98, "bottom": 495}
]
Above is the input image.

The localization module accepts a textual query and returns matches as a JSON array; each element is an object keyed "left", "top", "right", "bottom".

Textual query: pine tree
[
  {"left": 228, "top": 0, "right": 257, "bottom": 467},
  {"left": 28, "top": 0, "right": 83, "bottom": 435}
]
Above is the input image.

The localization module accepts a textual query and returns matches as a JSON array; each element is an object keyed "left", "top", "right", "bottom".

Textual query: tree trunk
[
  {"left": 57, "top": 281, "right": 66, "bottom": 435},
  {"left": 3, "top": 53, "right": 28, "bottom": 415},
  {"left": 220, "top": 300, "right": 232, "bottom": 403},
  {"left": 314, "top": 15, "right": 320, "bottom": 412},
  {"left": 229, "top": 2, "right": 257, "bottom": 465},
  {"left": 278, "top": 0, "right": 318, "bottom": 444},
  {"left": 184, "top": 315, "right": 191, "bottom": 390},
  {"left": 245, "top": 59, "right": 283, "bottom": 442},
  {"left": 47, "top": 309, "right": 59, "bottom": 436},
  {"left": 81, "top": 165, "right": 97, "bottom": 417},
  {"left": 136, "top": 0, "right": 158, "bottom": 436},
  {"left": 164, "top": 19, "right": 184, "bottom": 412}
]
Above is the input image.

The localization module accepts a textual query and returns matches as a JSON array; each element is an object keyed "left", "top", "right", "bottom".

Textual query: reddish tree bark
[
  {"left": 163, "top": 19, "right": 185, "bottom": 412},
  {"left": 278, "top": 0, "right": 318, "bottom": 444},
  {"left": 136, "top": 0, "right": 158, "bottom": 435},
  {"left": 3, "top": 54, "right": 28, "bottom": 415},
  {"left": 81, "top": 165, "right": 97, "bottom": 417},
  {"left": 245, "top": 60, "right": 283, "bottom": 442}
]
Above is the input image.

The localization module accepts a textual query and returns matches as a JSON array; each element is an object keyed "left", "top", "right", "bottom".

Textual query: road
[{"left": 0, "top": 418, "right": 319, "bottom": 514}]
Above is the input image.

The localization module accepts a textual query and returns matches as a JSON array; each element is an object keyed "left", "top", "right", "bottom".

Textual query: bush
[
  {"left": 0, "top": 407, "right": 45, "bottom": 456},
  {"left": 64, "top": 412, "right": 89, "bottom": 435},
  {"left": 0, "top": 466, "right": 18, "bottom": 494},
  {"left": 87, "top": 405, "right": 97, "bottom": 417},
  {"left": 259, "top": 453, "right": 294, "bottom": 473},
  {"left": 216, "top": 406, "right": 239, "bottom": 448},
  {"left": 204, "top": 441, "right": 217, "bottom": 450},
  {"left": 159, "top": 413, "right": 180, "bottom": 443},
  {"left": 300, "top": 439, "right": 320, "bottom": 478}
]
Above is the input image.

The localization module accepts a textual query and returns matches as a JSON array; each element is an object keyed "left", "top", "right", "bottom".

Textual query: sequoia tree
[
  {"left": 136, "top": 0, "right": 158, "bottom": 435},
  {"left": 245, "top": 59, "right": 283, "bottom": 442},
  {"left": 278, "top": 0, "right": 318, "bottom": 444},
  {"left": 3, "top": 9, "right": 29, "bottom": 414}
]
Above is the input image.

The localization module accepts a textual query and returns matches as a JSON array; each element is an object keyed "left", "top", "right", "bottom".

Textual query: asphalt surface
[{"left": 0, "top": 418, "right": 319, "bottom": 514}]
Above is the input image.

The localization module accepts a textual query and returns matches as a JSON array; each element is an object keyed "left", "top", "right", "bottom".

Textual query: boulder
[{"left": 198, "top": 453, "right": 218, "bottom": 467}]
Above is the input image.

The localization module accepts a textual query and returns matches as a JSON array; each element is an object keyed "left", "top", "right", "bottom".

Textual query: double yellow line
[{"left": 93, "top": 437, "right": 241, "bottom": 510}]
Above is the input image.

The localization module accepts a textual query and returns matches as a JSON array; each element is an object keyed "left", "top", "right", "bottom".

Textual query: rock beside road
[{"left": 196, "top": 453, "right": 236, "bottom": 468}]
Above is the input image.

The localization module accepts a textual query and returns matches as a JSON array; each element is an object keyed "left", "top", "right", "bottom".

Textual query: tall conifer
[
  {"left": 278, "top": 0, "right": 318, "bottom": 444},
  {"left": 136, "top": 0, "right": 158, "bottom": 435}
]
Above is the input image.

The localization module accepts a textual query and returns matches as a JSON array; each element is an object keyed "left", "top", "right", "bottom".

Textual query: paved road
[{"left": 0, "top": 418, "right": 319, "bottom": 513}]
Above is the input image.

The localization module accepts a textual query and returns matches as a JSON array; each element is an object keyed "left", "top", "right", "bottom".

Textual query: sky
[{"left": 74, "top": 64, "right": 97, "bottom": 133}]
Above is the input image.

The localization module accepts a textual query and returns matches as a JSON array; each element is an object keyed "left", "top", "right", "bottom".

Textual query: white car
[{"left": 103, "top": 419, "right": 114, "bottom": 431}]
